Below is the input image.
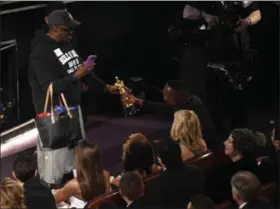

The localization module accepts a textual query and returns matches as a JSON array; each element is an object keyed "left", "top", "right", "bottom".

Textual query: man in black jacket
[
  {"left": 127, "top": 80, "right": 220, "bottom": 149},
  {"left": 29, "top": 10, "right": 118, "bottom": 115},
  {"left": 12, "top": 154, "right": 57, "bottom": 209},
  {"left": 145, "top": 138, "right": 204, "bottom": 208},
  {"left": 230, "top": 171, "right": 274, "bottom": 209},
  {"left": 119, "top": 171, "right": 152, "bottom": 208},
  {"left": 29, "top": 10, "right": 119, "bottom": 187}
]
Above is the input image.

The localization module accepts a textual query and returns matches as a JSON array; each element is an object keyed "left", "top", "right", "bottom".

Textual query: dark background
[{"left": 0, "top": 1, "right": 278, "bottom": 131}]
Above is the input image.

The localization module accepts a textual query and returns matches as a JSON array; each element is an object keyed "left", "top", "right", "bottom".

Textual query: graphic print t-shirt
[
  {"left": 29, "top": 34, "right": 84, "bottom": 113},
  {"left": 53, "top": 47, "right": 82, "bottom": 75}
]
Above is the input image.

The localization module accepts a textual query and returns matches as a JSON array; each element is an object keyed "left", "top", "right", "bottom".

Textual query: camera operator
[{"left": 180, "top": 2, "right": 261, "bottom": 128}]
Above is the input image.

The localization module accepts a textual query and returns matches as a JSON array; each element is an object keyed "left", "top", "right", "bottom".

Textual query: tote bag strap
[
  {"left": 43, "top": 82, "right": 73, "bottom": 121},
  {"left": 60, "top": 93, "right": 73, "bottom": 119},
  {"left": 49, "top": 83, "right": 55, "bottom": 122},
  {"left": 42, "top": 83, "right": 55, "bottom": 123},
  {"left": 43, "top": 83, "right": 52, "bottom": 113}
]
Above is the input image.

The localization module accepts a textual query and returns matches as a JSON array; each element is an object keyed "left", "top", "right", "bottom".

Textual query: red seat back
[
  {"left": 84, "top": 190, "right": 126, "bottom": 209},
  {"left": 185, "top": 151, "right": 216, "bottom": 176}
]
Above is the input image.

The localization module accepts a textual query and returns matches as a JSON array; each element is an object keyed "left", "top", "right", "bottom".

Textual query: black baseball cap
[{"left": 47, "top": 10, "right": 81, "bottom": 28}]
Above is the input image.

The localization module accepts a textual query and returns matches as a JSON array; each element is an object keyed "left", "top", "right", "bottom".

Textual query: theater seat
[
  {"left": 185, "top": 151, "right": 216, "bottom": 176},
  {"left": 85, "top": 172, "right": 161, "bottom": 209},
  {"left": 85, "top": 190, "right": 126, "bottom": 209},
  {"left": 259, "top": 182, "right": 277, "bottom": 206}
]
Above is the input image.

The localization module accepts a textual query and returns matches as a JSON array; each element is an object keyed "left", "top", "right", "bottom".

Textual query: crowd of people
[
  {"left": 1, "top": 1, "right": 279, "bottom": 209},
  {"left": 0, "top": 108, "right": 279, "bottom": 208}
]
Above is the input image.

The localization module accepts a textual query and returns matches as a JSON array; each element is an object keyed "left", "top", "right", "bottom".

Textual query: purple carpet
[{"left": 1, "top": 114, "right": 171, "bottom": 179}]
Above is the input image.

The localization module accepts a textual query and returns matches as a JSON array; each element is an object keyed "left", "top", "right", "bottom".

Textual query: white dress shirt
[{"left": 239, "top": 202, "right": 247, "bottom": 209}]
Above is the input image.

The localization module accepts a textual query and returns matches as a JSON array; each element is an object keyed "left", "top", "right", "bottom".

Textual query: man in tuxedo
[
  {"left": 12, "top": 154, "right": 57, "bottom": 209},
  {"left": 119, "top": 171, "right": 149, "bottom": 208},
  {"left": 187, "top": 194, "right": 216, "bottom": 209},
  {"left": 144, "top": 138, "right": 204, "bottom": 208},
  {"left": 128, "top": 80, "right": 220, "bottom": 149},
  {"left": 231, "top": 171, "right": 274, "bottom": 209}
]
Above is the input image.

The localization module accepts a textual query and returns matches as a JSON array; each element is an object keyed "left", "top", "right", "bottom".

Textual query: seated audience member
[
  {"left": 187, "top": 194, "right": 216, "bottom": 209},
  {"left": 145, "top": 138, "right": 204, "bottom": 208},
  {"left": 254, "top": 131, "right": 269, "bottom": 156},
  {"left": 261, "top": 128, "right": 280, "bottom": 183},
  {"left": 119, "top": 171, "right": 149, "bottom": 208},
  {"left": 127, "top": 80, "right": 220, "bottom": 149},
  {"left": 255, "top": 129, "right": 279, "bottom": 183},
  {"left": 12, "top": 154, "right": 56, "bottom": 209},
  {"left": 210, "top": 129, "right": 261, "bottom": 202},
  {"left": 246, "top": 129, "right": 276, "bottom": 160},
  {"left": 171, "top": 110, "right": 208, "bottom": 161},
  {"left": 53, "top": 140, "right": 111, "bottom": 207},
  {"left": 111, "top": 133, "right": 156, "bottom": 187},
  {"left": 0, "top": 177, "right": 26, "bottom": 209},
  {"left": 231, "top": 171, "right": 274, "bottom": 209}
]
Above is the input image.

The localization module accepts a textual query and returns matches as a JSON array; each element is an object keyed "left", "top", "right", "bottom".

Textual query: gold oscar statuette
[{"left": 114, "top": 76, "right": 137, "bottom": 116}]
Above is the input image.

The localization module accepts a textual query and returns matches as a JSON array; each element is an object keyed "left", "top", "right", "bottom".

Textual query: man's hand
[
  {"left": 121, "top": 94, "right": 143, "bottom": 106},
  {"left": 236, "top": 9, "right": 261, "bottom": 32},
  {"left": 74, "top": 62, "right": 95, "bottom": 80},
  {"left": 105, "top": 85, "right": 132, "bottom": 95},
  {"left": 105, "top": 85, "right": 119, "bottom": 95},
  {"left": 236, "top": 18, "right": 251, "bottom": 31}
]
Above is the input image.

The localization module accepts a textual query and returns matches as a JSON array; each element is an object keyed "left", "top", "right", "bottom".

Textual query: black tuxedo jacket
[
  {"left": 144, "top": 164, "right": 204, "bottom": 208},
  {"left": 126, "top": 196, "right": 151, "bottom": 209},
  {"left": 225, "top": 198, "right": 275, "bottom": 209}
]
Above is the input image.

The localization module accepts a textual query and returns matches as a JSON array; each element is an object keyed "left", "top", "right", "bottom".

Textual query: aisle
[{"left": 0, "top": 114, "right": 170, "bottom": 179}]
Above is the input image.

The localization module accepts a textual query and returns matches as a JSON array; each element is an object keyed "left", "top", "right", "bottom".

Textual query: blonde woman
[
  {"left": 0, "top": 177, "right": 26, "bottom": 209},
  {"left": 171, "top": 110, "right": 207, "bottom": 161}
]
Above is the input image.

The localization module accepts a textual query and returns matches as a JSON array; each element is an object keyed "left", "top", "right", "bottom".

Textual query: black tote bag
[{"left": 35, "top": 83, "right": 84, "bottom": 150}]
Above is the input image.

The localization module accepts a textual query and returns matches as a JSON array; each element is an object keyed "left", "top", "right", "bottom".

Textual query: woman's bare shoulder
[{"left": 64, "top": 178, "right": 79, "bottom": 191}]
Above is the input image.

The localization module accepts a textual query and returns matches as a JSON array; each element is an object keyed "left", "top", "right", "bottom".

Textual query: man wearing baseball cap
[
  {"left": 29, "top": 9, "right": 118, "bottom": 114},
  {"left": 28, "top": 9, "right": 118, "bottom": 187}
]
